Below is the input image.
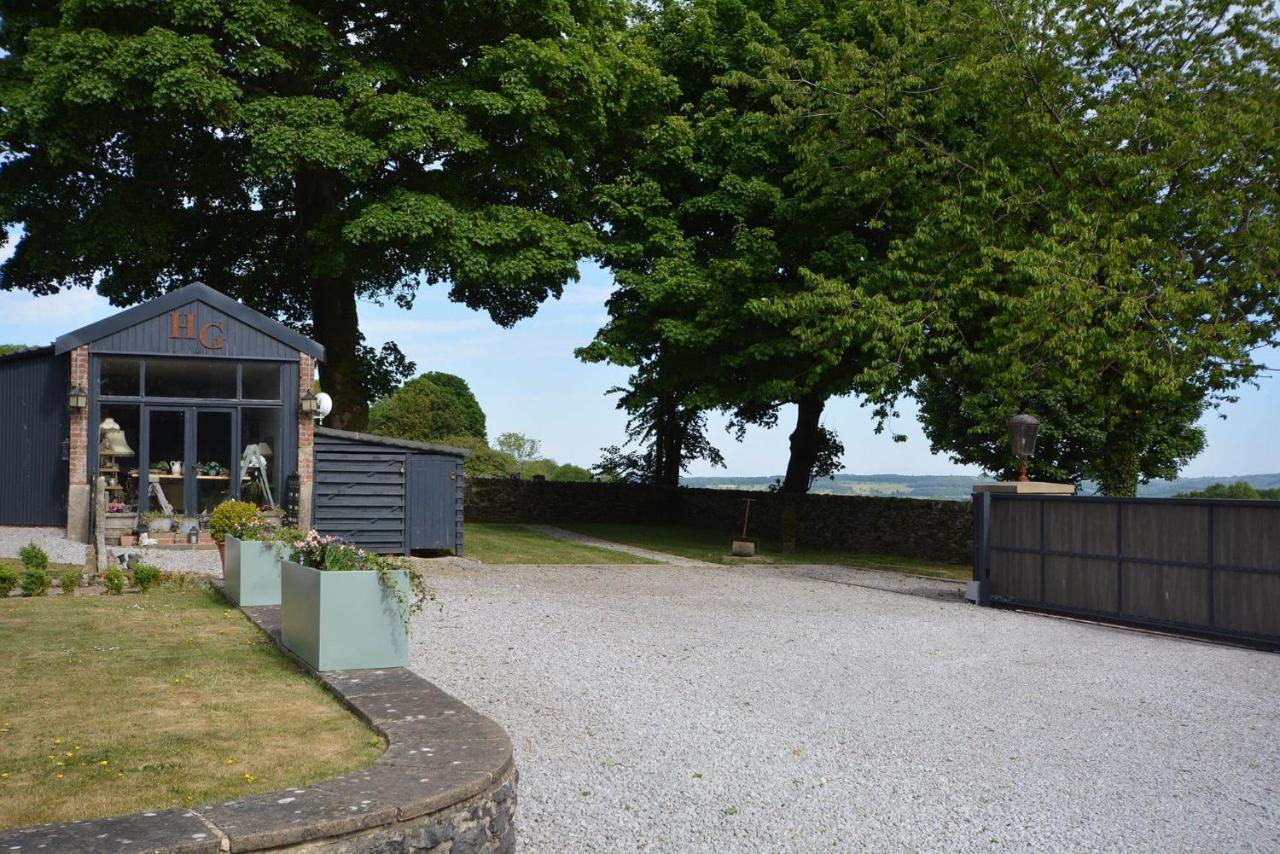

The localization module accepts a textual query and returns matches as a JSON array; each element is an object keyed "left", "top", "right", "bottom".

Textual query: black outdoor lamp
[
  {"left": 299, "top": 389, "right": 319, "bottom": 416},
  {"left": 68, "top": 385, "right": 88, "bottom": 410},
  {"left": 1007, "top": 414, "right": 1039, "bottom": 482}
]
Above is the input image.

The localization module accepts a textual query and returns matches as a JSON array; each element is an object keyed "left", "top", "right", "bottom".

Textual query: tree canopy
[
  {"left": 586, "top": 0, "right": 1279, "bottom": 495},
  {"left": 368, "top": 372, "right": 486, "bottom": 444},
  {"left": 0, "top": 0, "right": 667, "bottom": 428}
]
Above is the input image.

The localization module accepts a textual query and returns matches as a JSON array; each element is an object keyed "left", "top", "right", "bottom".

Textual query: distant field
[{"left": 680, "top": 472, "right": 1280, "bottom": 500}]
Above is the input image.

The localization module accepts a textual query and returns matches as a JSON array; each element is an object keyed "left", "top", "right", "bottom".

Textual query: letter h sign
[{"left": 170, "top": 310, "right": 225, "bottom": 350}]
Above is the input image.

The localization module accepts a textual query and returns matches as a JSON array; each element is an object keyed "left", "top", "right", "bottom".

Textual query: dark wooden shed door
[{"left": 407, "top": 458, "right": 456, "bottom": 551}]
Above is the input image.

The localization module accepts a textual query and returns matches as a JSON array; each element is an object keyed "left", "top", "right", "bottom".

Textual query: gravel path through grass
[
  {"left": 411, "top": 561, "right": 1280, "bottom": 853},
  {"left": 523, "top": 525, "right": 716, "bottom": 566}
]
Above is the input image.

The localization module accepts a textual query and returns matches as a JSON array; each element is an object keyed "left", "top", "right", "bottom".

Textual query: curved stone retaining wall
[{"left": 0, "top": 605, "right": 516, "bottom": 854}]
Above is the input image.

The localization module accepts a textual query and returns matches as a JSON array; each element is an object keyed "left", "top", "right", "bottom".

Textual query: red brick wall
[
  {"left": 68, "top": 345, "right": 90, "bottom": 486},
  {"left": 298, "top": 353, "right": 315, "bottom": 495}
]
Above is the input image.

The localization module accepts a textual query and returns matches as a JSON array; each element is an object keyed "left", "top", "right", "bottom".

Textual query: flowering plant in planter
[{"left": 288, "top": 531, "right": 431, "bottom": 627}]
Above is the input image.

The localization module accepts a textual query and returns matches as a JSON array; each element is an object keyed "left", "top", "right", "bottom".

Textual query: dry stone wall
[{"left": 464, "top": 479, "right": 973, "bottom": 564}]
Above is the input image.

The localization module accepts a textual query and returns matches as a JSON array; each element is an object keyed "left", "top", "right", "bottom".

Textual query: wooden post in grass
[{"left": 731, "top": 498, "right": 757, "bottom": 557}]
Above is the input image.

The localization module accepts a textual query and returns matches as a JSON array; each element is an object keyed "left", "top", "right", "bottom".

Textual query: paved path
[
  {"left": 524, "top": 524, "right": 717, "bottom": 565},
  {"left": 410, "top": 561, "right": 1280, "bottom": 853}
]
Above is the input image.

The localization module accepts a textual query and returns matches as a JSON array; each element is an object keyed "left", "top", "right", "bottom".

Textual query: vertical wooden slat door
[{"left": 407, "top": 458, "right": 457, "bottom": 552}]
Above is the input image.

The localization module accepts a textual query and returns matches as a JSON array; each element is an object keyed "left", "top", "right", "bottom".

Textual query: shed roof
[
  {"left": 53, "top": 282, "right": 324, "bottom": 360},
  {"left": 315, "top": 426, "right": 471, "bottom": 458},
  {"left": 0, "top": 345, "right": 55, "bottom": 367}
]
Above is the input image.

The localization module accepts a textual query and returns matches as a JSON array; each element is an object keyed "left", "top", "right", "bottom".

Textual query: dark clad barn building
[{"left": 0, "top": 283, "right": 466, "bottom": 556}]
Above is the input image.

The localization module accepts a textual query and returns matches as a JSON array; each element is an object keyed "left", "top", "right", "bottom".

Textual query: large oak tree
[{"left": 0, "top": 0, "right": 663, "bottom": 427}]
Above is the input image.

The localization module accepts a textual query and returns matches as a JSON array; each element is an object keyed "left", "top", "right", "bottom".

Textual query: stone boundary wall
[
  {"left": 465, "top": 479, "right": 973, "bottom": 564},
  {"left": 0, "top": 605, "right": 516, "bottom": 854}
]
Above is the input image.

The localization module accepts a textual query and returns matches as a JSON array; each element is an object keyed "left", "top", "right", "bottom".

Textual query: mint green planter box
[
  {"left": 224, "top": 536, "right": 287, "bottom": 606},
  {"left": 280, "top": 561, "right": 409, "bottom": 672}
]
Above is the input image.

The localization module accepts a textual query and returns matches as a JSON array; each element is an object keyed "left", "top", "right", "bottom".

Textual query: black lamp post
[{"left": 1007, "top": 414, "right": 1039, "bottom": 482}]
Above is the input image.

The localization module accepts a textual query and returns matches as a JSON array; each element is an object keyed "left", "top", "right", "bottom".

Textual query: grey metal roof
[
  {"left": 53, "top": 282, "right": 325, "bottom": 360},
  {"left": 0, "top": 345, "right": 55, "bottom": 366},
  {"left": 315, "top": 426, "right": 472, "bottom": 458}
]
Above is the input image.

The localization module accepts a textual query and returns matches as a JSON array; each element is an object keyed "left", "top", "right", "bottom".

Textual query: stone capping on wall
[{"left": 0, "top": 605, "right": 516, "bottom": 854}]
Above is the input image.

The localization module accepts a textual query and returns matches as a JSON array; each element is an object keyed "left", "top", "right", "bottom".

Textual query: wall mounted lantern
[
  {"left": 299, "top": 390, "right": 319, "bottom": 416},
  {"left": 1007, "top": 414, "right": 1040, "bottom": 482},
  {"left": 68, "top": 385, "right": 88, "bottom": 410}
]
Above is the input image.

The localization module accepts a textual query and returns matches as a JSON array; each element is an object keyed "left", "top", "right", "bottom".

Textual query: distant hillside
[{"left": 680, "top": 472, "right": 1280, "bottom": 501}]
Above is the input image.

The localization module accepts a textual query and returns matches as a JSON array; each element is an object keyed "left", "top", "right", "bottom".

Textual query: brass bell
[{"left": 99, "top": 418, "right": 135, "bottom": 457}]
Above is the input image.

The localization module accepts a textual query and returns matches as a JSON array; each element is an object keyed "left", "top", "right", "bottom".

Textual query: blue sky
[{"left": 1, "top": 259, "right": 1276, "bottom": 478}]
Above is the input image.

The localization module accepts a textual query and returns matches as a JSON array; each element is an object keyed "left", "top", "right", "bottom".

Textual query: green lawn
[
  {"left": 0, "top": 585, "right": 382, "bottom": 829},
  {"left": 557, "top": 522, "right": 970, "bottom": 581},
  {"left": 462, "top": 523, "right": 658, "bottom": 565}
]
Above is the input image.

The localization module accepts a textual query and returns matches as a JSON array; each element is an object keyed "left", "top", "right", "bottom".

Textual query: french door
[{"left": 141, "top": 406, "right": 237, "bottom": 519}]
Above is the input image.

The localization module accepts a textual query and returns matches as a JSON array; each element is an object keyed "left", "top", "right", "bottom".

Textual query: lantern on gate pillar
[{"left": 1007, "top": 414, "right": 1040, "bottom": 482}]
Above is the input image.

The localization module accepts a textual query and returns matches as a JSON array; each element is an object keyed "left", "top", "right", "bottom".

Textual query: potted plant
[
  {"left": 280, "top": 532, "right": 430, "bottom": 672},
  {"left": 209, "top": 499, "right": 261, "bottom": 565},
  {"left": 223, "top": 520, "right": 297, "bottom": 607},
  {"left": 143, "top": 510, "right": 174, "bottom": 533}
]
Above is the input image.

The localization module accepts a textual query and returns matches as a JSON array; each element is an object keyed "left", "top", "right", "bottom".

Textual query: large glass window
[
  {"left": 145, "top": 359, "right": 237, "bottom": 399},
  {"left": 240, "top": 408, "right": 283, "bottom": 509},
  {"left": 98, "top": 404, "right": 140, "bottom": 512},
  {"left": 195, "top": 411, "right": 234, "bottom": 514},
  {"left": 99, "top": 358, "right": 140, "bottom": 397},
  {"left": 147, "top": 410, "right": 187, "bottom": 517},
  {"left": 241, "top": 363, "right": 282, "bottom": 400}
]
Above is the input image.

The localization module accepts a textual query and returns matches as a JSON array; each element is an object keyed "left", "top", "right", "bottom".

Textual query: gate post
[{"left": 966, "top": 490, "right": 992, "bottom": 606}]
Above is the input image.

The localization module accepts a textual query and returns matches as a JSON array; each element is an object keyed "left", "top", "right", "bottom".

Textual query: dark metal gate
[{"left": 972, "top": 493, "right": 1280, "bottom": 647}]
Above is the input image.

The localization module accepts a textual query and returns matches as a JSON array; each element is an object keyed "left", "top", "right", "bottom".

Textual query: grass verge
[
  {"left": 557, "top": 523, "right": 970, "bottom": 581},
  {"left": 463, "top": 523, "right": 658, "bottom": 565},
  {"left": 0, "top": 585, "right": 382, "bottom": 829}
]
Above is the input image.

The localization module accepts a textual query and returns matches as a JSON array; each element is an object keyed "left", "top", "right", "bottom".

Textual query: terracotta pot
[{"left": 120, "top": 535, "right": 136, "bottom": 547}]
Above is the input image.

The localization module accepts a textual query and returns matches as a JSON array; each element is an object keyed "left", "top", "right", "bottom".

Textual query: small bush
[
  {"left": 59, "top": 569, "right": 80, "bottom": 595},
  {"left": 209, "top": 500, "right": 262, "bottom": 543},
  {"left": 18, "top": 541, "right": 49, "bottom": 572},
  {"left": 0, "top": 564, "right": 17, "bottom": 597},
  {"left": 20, "top": 567, "right": 51, "bottom": 597},
  {"left": 103, "top": 567, "right": 126, "bottom": 595},
  {"left": 131, "top": 563, "right": 161, "bottom": 592}
]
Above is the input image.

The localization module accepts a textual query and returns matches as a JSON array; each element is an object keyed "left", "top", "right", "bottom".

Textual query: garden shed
[{"left": 313, "top": 427, "right": 467, "bottom": 556}]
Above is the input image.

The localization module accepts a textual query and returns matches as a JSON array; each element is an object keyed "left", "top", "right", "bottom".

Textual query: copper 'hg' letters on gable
[{"left": 170, "top": 310, "right": 225, "bottom": 351}]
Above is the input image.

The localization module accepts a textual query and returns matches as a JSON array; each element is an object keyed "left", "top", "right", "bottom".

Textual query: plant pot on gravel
[
  {"left": 280, "top": 532, "right": 429, "bottom": 672},
  {"left": 209, "top": 499, "right": 262, "bottom": 568}
]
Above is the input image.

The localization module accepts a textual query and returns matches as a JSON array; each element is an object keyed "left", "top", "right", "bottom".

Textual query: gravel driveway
[{"left": 409, "top": 563, "right": 1280, "bottom": 853}]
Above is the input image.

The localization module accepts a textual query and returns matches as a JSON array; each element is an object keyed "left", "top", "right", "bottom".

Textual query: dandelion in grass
[
  {"left": 226, "top": 758, "right": 236, "bottom": 765},
  {"left": 99, "top": 760, "right": 108, "bottom": 766},
  {"left": 243, "top": 773, "right": 255, "bottom": 783}
]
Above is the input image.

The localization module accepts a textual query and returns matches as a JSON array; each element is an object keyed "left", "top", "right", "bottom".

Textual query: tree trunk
[
  {"left": 294, "top": 170, "right": 368, "bottom": 430},
  {"left": 780, "top": 393, "right": 826, "bottom": 494},
  {"left": 310, "top": 278, "right": 367, "bottom": 430},
  {"left": 657, "top": 395, "right": 683, "bottom": 487},
  {"left": 1097, "top": 443, "right": 1140, "bottom": 497}
]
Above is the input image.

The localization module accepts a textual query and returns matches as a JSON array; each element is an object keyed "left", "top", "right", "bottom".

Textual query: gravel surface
[
  {"left": 0, "top": 526, "right": 87, "bottom": 564},
  {"left": 104, "top": 545, "right": 223, "bottom": 575},
  {"left": 410, "top": 562, "right": 1280, "bottom": 853}
]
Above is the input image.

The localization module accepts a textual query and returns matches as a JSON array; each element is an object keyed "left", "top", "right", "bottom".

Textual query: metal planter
[
  {"left": 280, "top": 560, "right": 409, "bottom": 672},
  {"left": 223, "top": 535, "right": 287, "bottom": 606}
]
